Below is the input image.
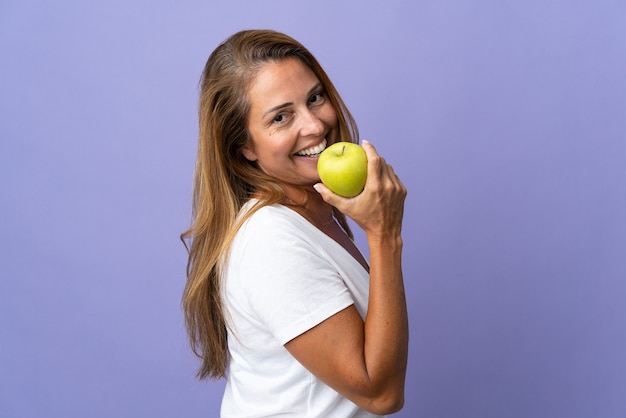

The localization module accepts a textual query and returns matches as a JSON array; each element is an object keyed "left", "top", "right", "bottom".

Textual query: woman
[{"left": 182, "top": 29, "right": 408, "bottom": 417}]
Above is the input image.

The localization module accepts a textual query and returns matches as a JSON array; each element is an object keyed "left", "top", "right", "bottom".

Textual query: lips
[{"left": 295, "top": 138, "right": 327, "bottom": 157}]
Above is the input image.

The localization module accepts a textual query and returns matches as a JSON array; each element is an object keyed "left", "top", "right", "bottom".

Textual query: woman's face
[{"left": 243, "top": 58, "right": 339, "bottom": 188}]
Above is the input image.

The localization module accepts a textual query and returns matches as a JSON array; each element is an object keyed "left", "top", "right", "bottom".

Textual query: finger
[
  {"left": 361, "top": 140, "right": 379, "bottom": 164},
  {"left": 361, "top": 140, "right": 384, "bottom": 183},
  {"left": 313, "top": 182, "right": 345, "bottom": 207},
  {"left": 385, "top": 165, "right": 407, "bottom": 198}
]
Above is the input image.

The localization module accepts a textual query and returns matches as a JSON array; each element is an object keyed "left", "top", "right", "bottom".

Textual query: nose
[{"left": 299, "top": 109, "right": 324, "bottom": 137}]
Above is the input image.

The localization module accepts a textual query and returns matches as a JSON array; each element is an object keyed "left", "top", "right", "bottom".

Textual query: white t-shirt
[{"left": 220, "top": 201, "right": 381, "bottom": 418}]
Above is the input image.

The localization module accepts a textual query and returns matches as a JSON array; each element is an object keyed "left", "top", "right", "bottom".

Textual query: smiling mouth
[{"left": 295, "top": 138, "right": 327, "bottom": 157}]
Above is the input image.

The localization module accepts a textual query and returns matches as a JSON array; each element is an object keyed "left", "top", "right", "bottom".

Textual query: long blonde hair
[{"left": 181, "top": 29, "right": 359, "bottom": 379}]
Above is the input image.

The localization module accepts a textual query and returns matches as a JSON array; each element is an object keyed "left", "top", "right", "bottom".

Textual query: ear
[{"left": 242, "top": 143, "right": 258, "bottom": 162}]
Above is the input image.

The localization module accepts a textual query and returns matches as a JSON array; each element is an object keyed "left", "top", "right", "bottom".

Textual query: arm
[{"left": 285, "top": 141, "right": 408, "bottom": 414}]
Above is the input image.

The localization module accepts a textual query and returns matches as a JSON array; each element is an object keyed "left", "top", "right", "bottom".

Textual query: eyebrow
[{"left": 262, "top": 82, "right": 322, "bottom": 118}]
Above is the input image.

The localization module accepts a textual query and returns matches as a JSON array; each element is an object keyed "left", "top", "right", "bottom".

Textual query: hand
[{"left": 314, "top": 140, "right": 407, "bottom": 240}]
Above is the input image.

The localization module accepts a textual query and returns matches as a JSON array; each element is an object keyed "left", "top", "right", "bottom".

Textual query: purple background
[{"left": 2, "top": 1, "right": 626, "bottom": 417}]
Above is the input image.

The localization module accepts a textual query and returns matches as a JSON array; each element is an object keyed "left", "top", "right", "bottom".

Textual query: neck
[{"left": 282, "top": 185, "right": 334, "bottom": 226}]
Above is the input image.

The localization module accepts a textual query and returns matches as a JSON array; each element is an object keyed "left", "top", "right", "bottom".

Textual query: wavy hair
[{"left": 181, "top": 29, "right": 359, "bottom": 379}]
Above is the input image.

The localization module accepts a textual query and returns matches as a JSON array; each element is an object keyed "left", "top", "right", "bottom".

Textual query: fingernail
[{"left": 313, "top": 183, "right": 322, "bottom": 193}]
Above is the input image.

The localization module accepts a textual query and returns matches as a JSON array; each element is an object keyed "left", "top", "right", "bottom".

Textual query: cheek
[
  {"left": 320, "top": 104, "right": 338, "bottom": 126},
  {"left": 257, "top": 138, "right": 292, "bottom": 162}
]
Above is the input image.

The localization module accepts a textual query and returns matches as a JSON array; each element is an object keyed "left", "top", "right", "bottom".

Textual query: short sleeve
[{"left": 230, "top": 207, "right": 355, "bottom": 345}]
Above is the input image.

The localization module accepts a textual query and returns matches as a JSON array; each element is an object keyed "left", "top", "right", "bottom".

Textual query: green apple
[{"left": 317, "top": 142, "right": 368, "bottom": 197}]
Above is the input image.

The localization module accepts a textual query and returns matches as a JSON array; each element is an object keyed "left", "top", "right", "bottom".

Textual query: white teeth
[{"left": 296, "top": 139, "right": 327, "bottom": 156}]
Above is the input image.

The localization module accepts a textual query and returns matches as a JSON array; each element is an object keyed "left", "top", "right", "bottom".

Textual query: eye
[
  {"left": 273, "top": 113, "right": 286, "bottom": 123},
  {"left": 309, "top": 91, "right": 326, "bottom": 106},
  {"left": 268, "top": 109, "right": 295, "bottom": 127}
]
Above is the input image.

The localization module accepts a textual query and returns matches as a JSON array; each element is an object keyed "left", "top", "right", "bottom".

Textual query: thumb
[{"left": 313, "top": 183, "right": 341, "bottom": 206}]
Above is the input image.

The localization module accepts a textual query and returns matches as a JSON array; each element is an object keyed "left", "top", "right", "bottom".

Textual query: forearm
[{"left": 362, "top": 233, "right": 408, "bottom": 402}]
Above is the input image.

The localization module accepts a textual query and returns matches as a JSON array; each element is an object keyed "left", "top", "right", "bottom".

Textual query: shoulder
[
  {"left": 245, "top": 202, "right": 297, "bottom": 224},
  {"left": 228, "top": 202, "right": 329, "bottom": 278},
  {"left": 227, "top": 203, "right": 312, "bottom": 268},
  {"left": 238, "top": 203, "right": 310, "bottom": 241}
]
